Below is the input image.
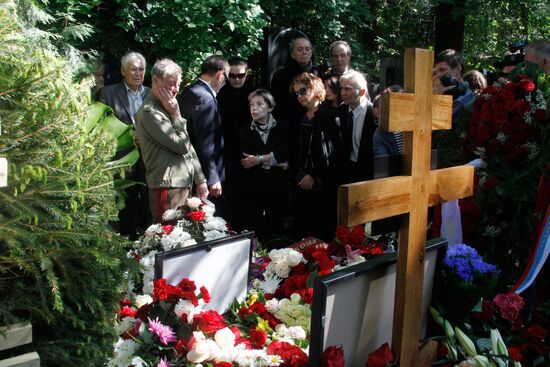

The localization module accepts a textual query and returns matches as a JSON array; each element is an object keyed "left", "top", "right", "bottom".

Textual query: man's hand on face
[{"left": 154, "top": 79, "right": 181, "bottom": 118}]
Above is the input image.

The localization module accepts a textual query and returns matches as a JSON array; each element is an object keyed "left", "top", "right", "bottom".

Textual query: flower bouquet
[
  {"left": 434, "top": 244, "right": 500, "bottom": 323},
  {"left": 127, "top": 197, "right": 231, "bottom": 295},
  {"left": 461, "top": 63, "right": 549, "bottom": 287}
]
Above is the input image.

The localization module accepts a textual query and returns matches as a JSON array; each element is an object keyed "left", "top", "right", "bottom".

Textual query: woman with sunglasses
[
  {"left": 238, "top": 89, "right": 289, "bottom": 242},
  {"left": 290, "top": 73, "right": 342, "bottom": 241}
]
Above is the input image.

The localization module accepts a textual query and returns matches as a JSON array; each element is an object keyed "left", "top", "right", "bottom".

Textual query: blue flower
[{"left": 444, "top": 244, "right": 500, "bottom": 283}]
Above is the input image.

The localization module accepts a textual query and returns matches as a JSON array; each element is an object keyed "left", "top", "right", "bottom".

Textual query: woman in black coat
[
  {"left": 239, "top": 89, "right": 289, "bottom": 240},
  {"left": 290, "top": 73, "right": 342, "bottom": 241}
]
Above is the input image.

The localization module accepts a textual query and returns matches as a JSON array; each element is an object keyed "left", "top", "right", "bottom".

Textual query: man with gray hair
[
  {"left": 338, "top": 70, "right": 376, "bottom": 184},
  {"left": 100, "top": 51, "right": 150, "bottom": 238},
  {"left": 100, "top": 51, "right": 148, "bottom": 125},
  {"left": 525, "top": 39, "right": 550, "bottom": 74},
  {"left": 135, "top": 59, "right": 208, "bottom": 223}
]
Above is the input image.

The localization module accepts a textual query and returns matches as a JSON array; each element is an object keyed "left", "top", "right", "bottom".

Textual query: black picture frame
[
  {"left": 308, "top": 238, "right": 446, "bottom": 367},
  {"left": 154, "top": 231, "right": 255, "bottom": 314}
]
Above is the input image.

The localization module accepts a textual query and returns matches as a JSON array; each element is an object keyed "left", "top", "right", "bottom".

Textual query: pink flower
[
  {"left": 148, "top": 317, "right": 177, "bottom": 345},
  {"left": 157, "top": 356, "right": 171, "bottom": 367}
]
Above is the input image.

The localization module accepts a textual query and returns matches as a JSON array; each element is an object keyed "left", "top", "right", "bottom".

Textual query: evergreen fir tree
[{"left": 0, "top": 1, "right": 134, "bottom": 364}]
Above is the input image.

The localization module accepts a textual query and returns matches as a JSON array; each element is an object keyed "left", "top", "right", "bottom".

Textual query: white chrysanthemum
[
  {"left": 203, "top": 216, "right": 228, "bottom": 232},
  {"left": 139, "top": 251, "right": 158, "bottom": 269},
  {"left": 264, "top": 354, "right": 283, "bottom": 366},
  {"left": 134, "top": 294, "right": 153, "bottom": 308},
  {"left": 202, "top": 204, "right": 216, "bottom": 217},
  {"left": 204, "top": 229, "right": 228, "bottom": 241},
  {"left": 129, "top": 357, "right": 147, "bottom": 367},
  {"left": 108, "top": 339, "right": 140, "bottom": 367},
  {"left": 174, "top": 298, "right": 195, "bottom": 318},
  {"left": 161, "top": 226, "right": 192, "bottom": 251},
  {"left": 187, "top": 197, "right": 202, "bottom": 210},
  {"left": 114, "top": 316, "right": 135, "bottom": 335},
  {"left": 144, "top": 224, "right": 161, "bottom": 237},
  {"left": 259, "top": 277, "right": 281, "bottom": 295}
]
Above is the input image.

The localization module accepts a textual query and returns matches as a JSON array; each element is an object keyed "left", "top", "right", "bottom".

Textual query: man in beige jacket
[{"left": 135, "top": 59, "right": 208, "bottom": 223}]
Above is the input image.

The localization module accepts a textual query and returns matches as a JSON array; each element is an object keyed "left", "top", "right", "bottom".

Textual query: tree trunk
[{"left": 434, "top": 0, "right": 466, "bottom": 54}]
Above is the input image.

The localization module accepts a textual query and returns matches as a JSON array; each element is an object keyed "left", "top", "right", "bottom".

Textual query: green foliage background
[{"left": 0, "top": 1, "right": 134, "bottom": 365}]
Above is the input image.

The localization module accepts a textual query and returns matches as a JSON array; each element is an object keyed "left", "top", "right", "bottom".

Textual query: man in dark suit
[
  {"left": 99, "top": 52, "right": 150, "bottom": 237},
  {"left": 179, "top": 55, "right": 229, "bottom": 214},
  {"left": 338, "top": 70, "right": 376, "bottom": 184}
]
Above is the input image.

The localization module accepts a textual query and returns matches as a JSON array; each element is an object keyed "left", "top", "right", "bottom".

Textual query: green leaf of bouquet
[
  {"left": 476, "top": 337, "right": 492, "bottom": 352},
  {"left": 306, "top": 269, "right": 318, "bottom": 288}
]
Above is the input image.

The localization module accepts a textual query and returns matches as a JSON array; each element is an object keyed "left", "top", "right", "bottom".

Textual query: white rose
[
  {"left": 287, "top": 304, "right": 304, "bottom": 318},
  {"left": 214, "top": 327, "right": 236, "bottom": 349},
  {"left": 134, "top": 294, "right": 153, "bottom": 308},
  {"left": 288, "top": 326, "right": 307, "bottom": 340},
  {"left": 187, "top": 197, "right": 202, "bottom": 210},
  {"left": 286, "top": 250, "right": 305, "bottom": 267},
  {"left": 187, "top": 342, "right": 211, "bottom": 363},
  {"left": 265, "top": 298, "right": 280, "bottom": 313},
  {"left": 274, "top": 324, "right": 289, "bottom": 335},
  {"left": 269, "top": 249, "right": 283, "bottom": 262},
  {"left": 290, "top": 293, "right": 302, "bottom": 304},
  {"left": 274, "top": 262, "right": 290, "bottom": 278}
]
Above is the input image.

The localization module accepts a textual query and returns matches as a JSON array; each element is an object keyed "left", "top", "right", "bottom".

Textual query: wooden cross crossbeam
[{"left": 337, "top": 48, "right": 474, "bottom": 366}]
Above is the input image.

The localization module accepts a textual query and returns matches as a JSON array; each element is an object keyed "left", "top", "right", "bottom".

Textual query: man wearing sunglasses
[
  {"left": 179, "top": 56, "right": 230, "bottom": 215},
  {"left": 217, "top": 56, "right": 255, "bottom": 229}
]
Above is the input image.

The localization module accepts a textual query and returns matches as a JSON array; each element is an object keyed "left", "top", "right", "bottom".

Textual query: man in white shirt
[{"left": 338, "top": 70, "right": 376, "bottom": 184}]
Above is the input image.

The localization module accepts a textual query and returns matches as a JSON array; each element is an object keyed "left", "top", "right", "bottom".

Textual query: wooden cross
[{"left": 337, "top": 48, "right": 474, "bottom": 366}]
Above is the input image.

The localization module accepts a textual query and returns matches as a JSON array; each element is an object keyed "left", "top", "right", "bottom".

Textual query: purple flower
[
  {"left": 148, "top": 317, "right": 177, "bottom": 345},
  {"left": 444, "top": 244, "right": 499, "bottom": 283},
  {"left": 157, "top": 356, "right": 171, "bottom": 367}
]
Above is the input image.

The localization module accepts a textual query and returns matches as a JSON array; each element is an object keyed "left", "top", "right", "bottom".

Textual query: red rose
[
  {"left": 249, "top": 328, "right": 268, "bottom": 348},
  {"left": 366, "top": 343, "right": 395, "bottom": 367},
  {"left": 267, "top": 341, "right": 309, "bottom": 367},
  {"left": 193, "top": 310, "right": 227, "bottom": 336},
  {"left": 520, "top": 79, "right": 535, "bottom": 92},
  {"left": 214, "top": 362, "right": 233, "bottom": 367},
  {"left": 187, "top": 210, "right": 206, "bottom": 222},
  {"left": 322, "top": 345, "right": 345, "bottom": 367},
  {"left": 162, "top": 224, "right": 174, "bottom": 235},
  {"left": 200, "top": 285, "right": 211, "bottom": 303}
]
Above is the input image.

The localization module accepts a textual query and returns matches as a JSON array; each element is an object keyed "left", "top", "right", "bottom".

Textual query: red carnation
[
  {"left": 193, "top": 310, "right": 227, "bottom": 336},
  {"left": 120, "top": 305, "right": 137, "bottom": 318},
  {"left": 187, "top": 210, "right": 206, "bottom": 222},
  {"left": 267, "top": 341, "right": 309, "bottom": 367},
  {"left": 322, "top": 345, "right": 345, "bottom": 367},
  {"left": 162, "top": 224, "right": 174, "bottom": 235},
  {"left": 235, "top": 337, "right": 252, "bottom": 349},
  {"left": 200, "top": 285, "right": 211, "bottom": 303},
  {"left": 178, "top": 278, "right": 196, "bottom": 292},
  {"left": 525, "top": 324, "right": 547, "bottom": 343},
  {"left": 493, "top": 293, "right": 524, "bottom": 324},
  {"left": 366, "top": 343, "right": 395, "bottom": 367},
  {"left": 249, "top": 328, "right": 268, "bottom": 348},
  {"left": 214, "top": 362, "right": 233, "bottom": 367}
]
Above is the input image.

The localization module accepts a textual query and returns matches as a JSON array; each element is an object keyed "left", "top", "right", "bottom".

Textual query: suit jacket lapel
[{"left": 116, "top": 82, "right": 132, "bottom": 122}]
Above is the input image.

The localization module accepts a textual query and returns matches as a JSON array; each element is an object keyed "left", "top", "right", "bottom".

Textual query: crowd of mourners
[{"left": 93, "top": 36, "right": 550, "bottom": 245}]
